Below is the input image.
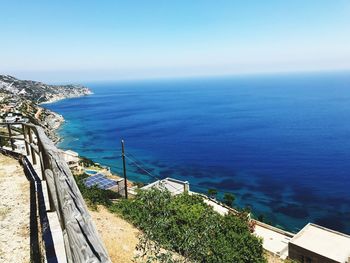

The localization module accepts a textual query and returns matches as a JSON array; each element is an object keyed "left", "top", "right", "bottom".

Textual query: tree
[
  {"left": 223, "top": 193, "right": 235, "bottom": 207},
  {"left": 258, "top": 214, "right": 265, "bottom": 222},
  {"left": 207, "top": 188, "right": 218, "bottom": 199}
]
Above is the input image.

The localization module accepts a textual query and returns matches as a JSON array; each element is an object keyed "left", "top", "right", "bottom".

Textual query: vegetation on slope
[
  {"left": 111, "top": 189, "right": 266, "bottom": 263},
  {"left": 75, "top": 174, "right": 266, "bottom": 262}
]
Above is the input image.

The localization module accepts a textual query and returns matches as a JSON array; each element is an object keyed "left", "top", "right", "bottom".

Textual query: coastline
[
  {"left": 38, "top": 93, "right": 128, "bottom": 185},
  {"left": 39, "top": 90, "right": 94, "bottom": 105},
  {"left": 38, "top": 92, "right": 93, "bottom": 144},
  {"left": 41, "top": 92, "right": 138, "bottom": 187}
]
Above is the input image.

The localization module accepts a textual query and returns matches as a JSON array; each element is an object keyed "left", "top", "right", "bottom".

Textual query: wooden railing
[{"left": 0, "top": 122, "right": 111, "bottom": 263}]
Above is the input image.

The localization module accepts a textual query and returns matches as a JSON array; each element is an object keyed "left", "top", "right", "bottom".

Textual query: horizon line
[{"left": 3, "top": 67, "right": 350, "bottom": 85}]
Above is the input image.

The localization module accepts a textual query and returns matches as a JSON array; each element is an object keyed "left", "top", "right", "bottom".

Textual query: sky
[{"left": 0, "top": 0, "right": 350, "bottom": 82}]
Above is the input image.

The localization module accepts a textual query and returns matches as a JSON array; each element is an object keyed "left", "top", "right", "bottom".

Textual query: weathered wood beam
[
  {"left": 22, "top": 124, "right": 31, "bottom": 156},
  {"left": 6, "top": 123, "right": 15, "bottom": 151},
  {"left": 36, "top": 127, "right": 111, "bottom": 263}
]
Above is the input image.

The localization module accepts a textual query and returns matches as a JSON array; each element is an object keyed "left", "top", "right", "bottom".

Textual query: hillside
[
  {"left": 0, "top": 74, "right": 92, "bottom": 142},
  {"left": 0, "top": 74, "right": 91, "bottom": 104}
]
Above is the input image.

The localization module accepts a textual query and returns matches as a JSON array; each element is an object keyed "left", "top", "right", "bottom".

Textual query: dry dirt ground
[
  {"left": 89, "top": 205, "right": 140, "bottom": 263},
  {"left": 265, "top": 251, "right": 289, "bottom": 263},
  {"left": 0, "top": 154, "right": 30, "bottom": 263}
]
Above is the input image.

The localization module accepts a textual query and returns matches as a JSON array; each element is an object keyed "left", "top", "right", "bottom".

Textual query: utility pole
[{"left": 121, "top": 139, "right": 128, "bottom": 199}]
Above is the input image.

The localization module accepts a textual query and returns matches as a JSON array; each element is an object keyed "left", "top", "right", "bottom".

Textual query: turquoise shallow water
[{"left": 45, "top": 72, "right": 350, "bottom": 234}]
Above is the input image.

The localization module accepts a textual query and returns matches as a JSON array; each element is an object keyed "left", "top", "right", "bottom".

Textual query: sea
[{"left": 45, "top": 71, "right": 350, "bottom": 234}]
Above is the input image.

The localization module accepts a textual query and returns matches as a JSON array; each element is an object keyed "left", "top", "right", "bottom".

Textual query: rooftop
[
  {"left": 290, "top": 223, "right": 350, "bottom": 262},
  {"left": 254, "top": 223, "right": 292, "bottom": 259},
  {"left": 141, "top": 177, "right": 189, "bottom": 195}
]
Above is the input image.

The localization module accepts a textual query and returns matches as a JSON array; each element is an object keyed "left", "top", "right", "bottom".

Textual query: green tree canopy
[
  {"left": 223, "top": 192, "right": 235, "bottom": 207},
  {"left": 207, "top": 188, "right": 218, "bottom": 199}
]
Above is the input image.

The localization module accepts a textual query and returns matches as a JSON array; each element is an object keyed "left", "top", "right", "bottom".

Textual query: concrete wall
[{"left": 288, "top": 243, "right": 339, "bottom": 263}]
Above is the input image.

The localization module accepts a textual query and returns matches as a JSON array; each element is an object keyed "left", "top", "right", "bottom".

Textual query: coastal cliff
[{"left": 0, "top": 74, "right": 92, "bottom": 142}]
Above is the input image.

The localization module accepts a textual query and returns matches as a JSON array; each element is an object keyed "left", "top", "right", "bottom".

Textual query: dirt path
[
  {"left": 265, "top": 251, "right": 287, "bottom": 263},
  {"left": 0, "top": 154, "right": 30, "bottom": 263},
  {"left": 89, "top": 206, "right": 140, "bottom": 263},
  {"left": 34, "top": 107, "right": 42, "bottom": 120}
]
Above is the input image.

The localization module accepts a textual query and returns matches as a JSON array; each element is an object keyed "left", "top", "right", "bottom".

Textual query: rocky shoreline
[
  {"left": 39, "top": 92, "right": 95, "bottom": 143},
  {"left": 39, "top": 107, "right": 65, "bottom": 143},
  {"left": 36, "top": 93, "right": 93, "bottom": 143},
  {"left": 39, "top": 90, "right": 94, "bottom": 105}
]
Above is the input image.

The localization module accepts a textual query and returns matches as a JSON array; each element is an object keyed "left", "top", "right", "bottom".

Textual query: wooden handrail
[{"left": 0, "top": 122, "right": 111, "bottom": 263}]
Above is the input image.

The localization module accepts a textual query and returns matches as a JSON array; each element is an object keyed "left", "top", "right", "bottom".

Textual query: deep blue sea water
[{"left": 45, "top": 72, "right": 350, "bottom": 234}]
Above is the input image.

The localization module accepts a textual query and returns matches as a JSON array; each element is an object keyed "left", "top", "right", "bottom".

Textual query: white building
[
  {"left": 5, "top": 116, "right": 17, "bottom": 123},
  {"left": 141, "top": 177, "right": 189, "bottom": 195},
  {"left": 14, "top": 140, "right": 26, "bottom": 154}
]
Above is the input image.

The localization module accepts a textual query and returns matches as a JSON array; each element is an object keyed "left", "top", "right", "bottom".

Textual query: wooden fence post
[
  {"left": 28, "top": 127, "right": 37, "bottom": 165},
  {"left": 22, "top": 124, "right": 30, "bottom": 156},
  {"left": 7, "top": 123, "right": 15, "bottom": 151},
  {"left": 37, "top": 140, "right": 46, "bottom": 180}
]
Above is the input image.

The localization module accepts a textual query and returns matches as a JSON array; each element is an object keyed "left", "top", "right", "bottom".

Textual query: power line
[
  {"left": 124, "top": 154, "right": 160, "bottom": 181},
  {"left": 124, "top": 153, "right": 182, "bottom": 192},
  {"left": 124, "top": 151, "right": 157, "bottom": 173}
]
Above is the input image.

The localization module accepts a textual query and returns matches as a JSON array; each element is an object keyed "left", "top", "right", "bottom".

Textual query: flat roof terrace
[
  {"left": 141, "top": 177, "right": 189, "bottom": 195},
  {"left": 290, "top": 223, "right": 350, "bottom": 263},
  {"left": 254, "top": 223, "right": 292, "bottom": 259}
]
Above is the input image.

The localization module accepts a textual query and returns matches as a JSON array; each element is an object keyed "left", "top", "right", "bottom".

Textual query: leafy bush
[
  {"left": 79, "top": 156, "right": 98, "bottom": 167},
  {"left": 223, "top": 193, "right": 235, "bottom": 207},
  {"left": 111, "top": 189, "right": 266, "bottom": 263},
  {"left": 207, "top": 188, "right": 218, "bottom": 198},
  {"left": 133, "top": 181, "right": 146, "bottom": 188},
  {"left": 74, "top": 174, "right": 121, "bottom": 210}
]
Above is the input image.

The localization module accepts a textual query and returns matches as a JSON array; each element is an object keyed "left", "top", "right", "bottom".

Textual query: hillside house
[
  {"left": 289, "top": 223, "right": 350, "bottom": 263},
  {"left": 141, "top": 177, "right": 190, "bottom": 195},
  {"left": 5, "top": 115, "right": 17, "bottom": 123},
  {"left": 14, "top": 140, "right": 26, "bottom": 154}
]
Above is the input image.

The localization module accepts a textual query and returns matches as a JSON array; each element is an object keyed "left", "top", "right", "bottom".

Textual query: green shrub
[
  {"left": 79, "top": 156, "right": 97, "bottom": 167},
  {"left": 207, "top": 188, "right": 218, "bottom": 199},
  {"left": 223, "top": 193, "right": 235, "bottom": 207},
  {"left": 111, "top": 189, "right": 266, "bottom": 263},
  {"left": 133, "top": 181, "right": 146, "bottom": 188}
]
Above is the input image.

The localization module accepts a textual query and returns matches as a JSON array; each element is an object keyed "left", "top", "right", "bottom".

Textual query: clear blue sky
[{"left": 1, "top": 0, "right": 350, "bottom": 82}]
